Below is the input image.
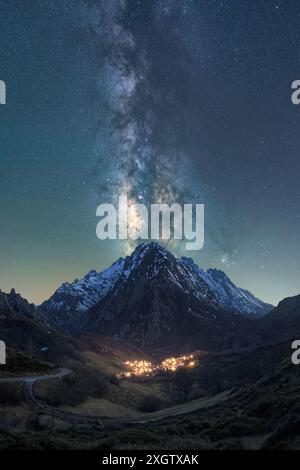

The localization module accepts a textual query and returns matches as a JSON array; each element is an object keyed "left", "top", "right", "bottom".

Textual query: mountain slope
[
  {"left": 0, "top": 288, "right": 37, "bottom": 318},
  {"left": 181, "top": 258, "right": 273, "bottom": 317},
  {"left": 40, "top": 258, "right": 125, "bottom": 325},
  {"left": 41, "top": 244, "right": 272, "bottom": 332},
  {"left": 0, "top": 291, "right": 146, "bottom": 368},
  {"left": 0, "top": 301, "right": 79, "bottom": 365},
  {"left": 262, "top": 294, "right": 300, "bottom": 343},
  {"left": 76, "top": 243, "right": 253, "bottom": 354}
]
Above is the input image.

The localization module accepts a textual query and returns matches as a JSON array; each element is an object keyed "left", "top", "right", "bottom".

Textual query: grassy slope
[{"left": 1, "top": 355, "right": 300, "bottom": 449}]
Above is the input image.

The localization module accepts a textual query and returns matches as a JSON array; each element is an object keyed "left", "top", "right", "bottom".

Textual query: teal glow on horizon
[{"left": 0, "top": 1, "right": 299, "bottom": 306}]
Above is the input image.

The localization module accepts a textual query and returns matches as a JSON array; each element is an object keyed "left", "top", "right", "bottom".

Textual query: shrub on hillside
[
  {"left": 139, "top": 396, "right": 164, "bottom": 413},
  {"left": 0, "top": 383, "right": 23, "bottom": 405}
]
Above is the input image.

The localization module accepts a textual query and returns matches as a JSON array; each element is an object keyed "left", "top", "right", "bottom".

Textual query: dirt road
[{"left": 0, "top": 369, "right": 233, "bottom": 426}]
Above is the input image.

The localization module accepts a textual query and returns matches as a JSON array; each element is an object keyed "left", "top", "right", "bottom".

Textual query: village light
[{"left": 120, "top": 353, "right": 197, "bottom": 378}]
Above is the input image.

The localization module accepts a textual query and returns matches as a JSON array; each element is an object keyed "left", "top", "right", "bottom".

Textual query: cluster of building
[
  {"left": 122, "top": 360, "right": 154, "bottom": 378},
  {"left": 161, "top": 354, "right": 196, "bottom": 372},
  {"left": 119, "top": 354, "right": 197, "bottom": 379}
]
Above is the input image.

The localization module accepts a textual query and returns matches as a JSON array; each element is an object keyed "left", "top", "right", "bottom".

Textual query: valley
[{"left": 0, "top": 242, "right": 299, "bottom": 450}]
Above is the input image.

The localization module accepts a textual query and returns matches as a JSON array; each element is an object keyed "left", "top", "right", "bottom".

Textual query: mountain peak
[
  {"left": 206, "top": 268, "right": 235, "bottom": 287},
  {"left": 40, "top": 242, "right": 273, "bottom": 334},
  {"left": 180, "top": 258, "right": 273, "bottom": 317},
  {"left": 123, "top": 242, "right": 175, "bottom": 280},
  {"left": 0, "top": 288, "right": 37, "bottom": 318},
  {"left": 131, "top": 241, "right": 171, "bottom": 258},
  {"left": 207, "top": 268, "right": 230, "bottom": 279},
  {"left": 40, "top": 257, "right": 125, "bottom": 324}
]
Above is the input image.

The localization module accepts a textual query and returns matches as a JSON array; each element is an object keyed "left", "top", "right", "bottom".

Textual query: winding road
[
  {"left": 0, "top": 368, "right": 71, "bottom": 384},
  {"left": 0, "top": 369, "right": 233, "bottom": 426}
]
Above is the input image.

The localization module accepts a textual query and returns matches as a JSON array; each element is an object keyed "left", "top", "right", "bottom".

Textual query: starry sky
[{"left": 0, "top": 0, "right": 299, "bottom": 305}]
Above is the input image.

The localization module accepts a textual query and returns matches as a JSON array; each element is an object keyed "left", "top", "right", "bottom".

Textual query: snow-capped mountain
[
  {"left": 73, "top": 243, "right": 259, "bottom": 352},
  {"left": 41, "top": 242, "right": 272, "bottom": 332},
  {"left": 180, "top": 257, "right": 272, "bottom": 317},
  {"left": 40, "top": 258, "right": 125, "bottom": 325}
]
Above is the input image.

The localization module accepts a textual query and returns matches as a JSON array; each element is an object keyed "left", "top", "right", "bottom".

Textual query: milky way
[
  {"left": 1, "top": 0, "right": 300, "bottom": 304},
  {"left": 86, "top": 1, "right": 201, "bottom": 253}
]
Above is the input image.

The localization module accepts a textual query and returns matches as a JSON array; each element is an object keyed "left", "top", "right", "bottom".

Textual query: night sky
[{"left": 0, "top": 0, "right": 299, "bottom": 305}]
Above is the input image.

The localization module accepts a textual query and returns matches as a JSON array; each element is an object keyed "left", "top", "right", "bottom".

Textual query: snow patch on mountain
[
  {"left": 40, "top": 243, "right": 273, "bottom": 326},
  {"left": 180, "top": 257, "right": 273, "bottom": 317},
  {"left": 40, "top": 258, "right": 125, "bottom": 324}
]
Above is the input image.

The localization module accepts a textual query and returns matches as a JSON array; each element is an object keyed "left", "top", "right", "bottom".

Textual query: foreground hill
[
  {"left": 0, "top": 295, "right": 146, "bottom": 370},
  {"left": 1, "top": 277, "right": 300, "bottom": 449},
  {"left": 262, "top": 294, "right": 300, "bottom": 343}
]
